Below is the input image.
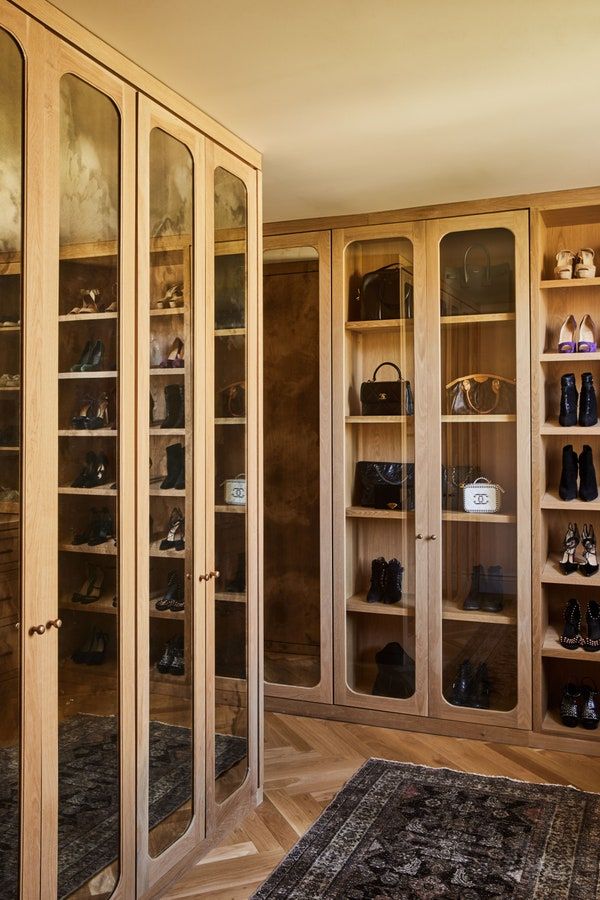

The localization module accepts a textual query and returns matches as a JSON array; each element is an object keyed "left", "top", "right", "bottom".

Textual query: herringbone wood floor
[{"left": 163, "top": 711, "right": 600, "bottom": 899}]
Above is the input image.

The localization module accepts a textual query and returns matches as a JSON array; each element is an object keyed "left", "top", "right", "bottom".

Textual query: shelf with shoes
[
  {"left": 346, "top": 593, "right": 414, "bottom": 617},
  {"left": 345, "top": 415, "right": 413, "bottom": 424}
]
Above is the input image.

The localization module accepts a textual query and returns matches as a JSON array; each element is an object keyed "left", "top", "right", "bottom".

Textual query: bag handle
[
  {"left": 445, "top": 373, "right": 515, "bottom": 389},
  {"left": 463, "top": 378, "right": 500, "bottom": 415},
  {"left": 372, "top": 362, "right": 403, "bottom": 382},
  {"left": 469, "top": 476, "right": 505, "bottom": 494},
  {"left": 464, "top": 244, "right": 491, "bottom": 283}
]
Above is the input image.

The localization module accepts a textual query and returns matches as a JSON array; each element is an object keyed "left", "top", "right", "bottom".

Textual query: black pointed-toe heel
[
  {"left": 579, "top": 523, "right": 599, "bottom": 577},
  {"left": 80, "top": 339, "right": 104, "bottom": 372},
  {"left": 155, "top": 571, "right": 179, "bottom": 611},
  {"left": 72, "top": 451, "right": 97, "bottom": 488},
  {"left": 70, "top": 339, "right": 93, "bottom": 372},
  {"left": 559, "top": 599, "right": 583, "bottom": 649},
  {"left": 559, "top": 522, "right": 580, "bottom": 574}
]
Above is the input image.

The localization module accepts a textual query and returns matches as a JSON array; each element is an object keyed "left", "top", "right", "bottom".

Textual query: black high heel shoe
[
  {"left": 579, "top": 523, "right": 599, "bottom": 577},
  {"left": 70, "top": 340, "right": 93, "bottom": 372},
  {"left": 159, "top": 507, "right": 185, "bottom": 550},
  {"left": 87, "top": 507, "right": 115, "bottom": 546},
  {"left": 584, "top": 600, "right": 600, "bottom": 652},
  {"left": 560, "top": 683, "right": 580, "bottom": 727},
  {"left": 155, "top": 571, "right": 180, "bottom": 611},
  {"left": 580, "top": 678, "right": 600, "bottom": 729},
  {"left": 71, "top": 451, "right": 97, "bottom": 488},
  {"left": 560, "top": 522, "right": 580, "bottom": 574},
  {"left": 559, "top": 599, "right": 582, "bottom": 649}
]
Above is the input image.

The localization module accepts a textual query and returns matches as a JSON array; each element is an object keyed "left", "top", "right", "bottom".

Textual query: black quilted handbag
[
  {"left": 355, "top": 461, "right": 415, "bottom": 510},
  {"left": 360, "top": 362, "right": 414, "bottom": 416}
]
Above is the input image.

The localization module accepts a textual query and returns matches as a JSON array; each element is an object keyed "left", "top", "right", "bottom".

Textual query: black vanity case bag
[
  {"left": 358, "top": 263, "right": 401, "bottom": 320},
  {"left": 360, "top": 362, "right": 414, "bottom": 416},
  {"left": 356, "top": 461, "right": 415, "bottom": 510},
  {"left": 441, "top": 243, "right": 514, "bottom": 315}
]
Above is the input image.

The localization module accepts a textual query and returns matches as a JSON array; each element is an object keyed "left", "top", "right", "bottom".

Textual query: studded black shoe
[
  {"left": 584, "top": 600, "right": 600, "bottom": 652},
  {"left": 559, "top": 599, "right": 583, "bottom": 649},
  {"left": 560, "top": 683, "right": 580, "bottom": 727},
  {"left": 157, "top": 638, "right": 176, "bottom": 674},
  {"left": 382, "top": 558, "right": 403, "bottom": 604},
  {"left": 155, "top": 571, "right": 179, "bottom": 611},
  {"left": 366, "top": 557, "right": 386, "bottom": 604}
]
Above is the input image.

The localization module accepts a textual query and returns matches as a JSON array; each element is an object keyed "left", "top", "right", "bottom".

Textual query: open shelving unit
[{"left": 532, "top": 202, "right": 600, "bottom": 742}]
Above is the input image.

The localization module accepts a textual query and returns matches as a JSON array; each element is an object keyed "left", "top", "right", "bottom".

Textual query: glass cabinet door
[
  {"left": 0, "top": 27, "right": 24, "bottom": 900},
  {"left": 334, "top": 225, "right": 429, "bottom": 715},
  {"left": 263, "top": 234, "right": 332, "bottom": 703},
  {"left": 428, "top": 212, "right": 531, "bottom": 726}
]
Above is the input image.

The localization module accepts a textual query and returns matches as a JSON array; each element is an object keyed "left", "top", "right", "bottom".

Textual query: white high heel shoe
[
  {"left": 558, "top": 314, "right": 577, "bottom": 352},
  {"left": 578, "top": 314, "right": 597, "bottom": 352},
  {"left": 575, "top": 248, "right": 596, "bottom": 279},
  {"left": 555, "top": 250, "right": 575, "bottom": 279}
]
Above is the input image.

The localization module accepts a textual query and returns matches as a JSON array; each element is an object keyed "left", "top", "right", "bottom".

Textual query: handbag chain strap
[{"left": 373, "top": 463, "right": 411, "bottom": 486}]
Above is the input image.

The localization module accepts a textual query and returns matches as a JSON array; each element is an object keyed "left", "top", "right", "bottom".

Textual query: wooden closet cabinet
[{"left": 0, "top": 2, "right": 262, "bottom": 898}]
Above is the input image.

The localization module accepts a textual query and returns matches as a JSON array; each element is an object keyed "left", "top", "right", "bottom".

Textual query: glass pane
[
  {"left": 147, "top": 128, "right": 194, "bottom": 857},
  {"left": 343, "top": 238, "right": 416, "bottom": 699},
  {"left": 214, "top": 167, "right": 248, "bottom": 802},
  {"left": 263, "top": 246, "right": 321, "bottom": 688},
  {"left": 439, "top": 228, "right": 518, "bottom": 712},
  {"left": 0, "top": 28, "right": 23, "bottom": 900},
  {"left": 58, "top": 74, "right": 120, "bottom": 899}
]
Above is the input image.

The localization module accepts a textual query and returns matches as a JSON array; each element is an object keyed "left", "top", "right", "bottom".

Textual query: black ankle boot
[
  {"left": 579, "top": 372, "right": 598, "bottom": 427},
  {"left": 372, "top": 641, "right": 414, "bottom": 699},
  {"left": 579, "top": 444, "right": 598, "bottom": 501},
  {"left": 471, "top": 663, "right": 492, "bottom": 709},
  {"left": 161, "top": 442, "right": 184, "bottom": 489},
  {"left": 462, "top": 565, "right": 483, "bottom": 610},
  {"left": 366, "top": 557, "right": 386, "bottom": 603},
  {"left": 559, "top": 444, "right": 578, "bottom": 501},
  {"left": 162, "top": 384, "right": 184, "bottom": 429},
  {"left": 481, "top": 565, "right": 504, "bottom": 612},
  {"left": 559, "top": 373, "right": 578, "bottom": 427},
  {"left": 382, "top": 558, "right": 403, "bottom": 604},
  {"left": 449, "top": 659, "right": 473, "bottom": 706}
]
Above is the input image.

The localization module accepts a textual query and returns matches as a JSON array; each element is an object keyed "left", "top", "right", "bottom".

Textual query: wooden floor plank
[{"left": 163, "top": 711, "right": 600, "bottom": 899}]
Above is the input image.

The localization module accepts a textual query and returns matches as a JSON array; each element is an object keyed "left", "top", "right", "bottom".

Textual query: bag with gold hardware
[
  {"left": 219, "top": 380, "right": 246, "bottom": 418},
  {"left": 355, "top": 461, "right": 415, "bottom": 510},
  {"left": 360, "top": 362, "right": 414, "bottom": 416},
  {"left": 463, "top": 476, "right": 505, "bottom": 514},
  {"left": 446, "top": 373, "right": 516, "bottom": 415}
]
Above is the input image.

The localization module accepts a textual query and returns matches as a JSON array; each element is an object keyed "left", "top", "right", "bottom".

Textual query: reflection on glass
[
  {"left": 0, "top": 28, "right": 23, "bottom": 900},
  {"left": 214, "top": 168, "right": 248, "bottom": 802},
  {"left": 344, "top": 238, "right": 416, "bottom": 699},
  {"left": 147, "top": 128, "right": 194, "bottom": 857},
  {"left": 58, "top": 74, "right": 120, "bottom": 899},
  {"left": 263, "top": 247, "right": 321, "bottom": 688},
  {"left": 439, "top": 229, "right": 518, "bottom": 712}
]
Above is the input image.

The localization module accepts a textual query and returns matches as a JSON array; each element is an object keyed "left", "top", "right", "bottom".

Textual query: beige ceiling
[{"left": 51, "top": 0, "right": 600, "bottom": 223}]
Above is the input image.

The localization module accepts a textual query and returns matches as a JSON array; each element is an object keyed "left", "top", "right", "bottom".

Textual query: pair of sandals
[
  {"left": 69, "top": 288, "right": 118, "bottom": 315},
  {"left": 559, "top": 314, "right": 596, "bottom": 352},
  {"left": 0, "top": 373, "right": 19, "bottom": 388},
  {"left": 154, "top": 283, "right": 184, "bottom": 309},
  {"left": 555, "top": 248, "right": 597, "bottom": 280}
]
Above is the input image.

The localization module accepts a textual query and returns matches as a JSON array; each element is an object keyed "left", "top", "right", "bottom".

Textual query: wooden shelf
[
  {"left": 58, "top": 429, "right": 116, "bottom": 437},
  {"left": 58, "top": 370, "right": 116, "bottom": 380},
  {"left": 541, "top": 351, "right": 600, "bottom": 362},
  {"left": 541, "top": 709, "right": 599, "bottom": 740},
  {"left": 541, "top": 556, "right": 599, "bottom": 586},
  {"left": 442, "top": 414, "right": 516, "bottom": 423},
  {"left": 541, "top": 418, "right": 600, "bottom": 436},
  {"left": 346, "top": 506, "right": 412, "bottom": 519},
  {"left": 58, "top": 312, "right": 117, "bottom": 323},
  {"left": 215, "top": 328, "right": 245, "bottom": 337},
  {"left": 440, "top": 312, "right": 516, "bottom": 325},
  {"left": 58, "top": 542, "right": 117, "bottom": 556},
  {"left": 149, "top": 540, "right": 186, "bottom": 558},
  {"left": 345, "top": 415, "right": 413, "bottom": 424},
  {"left": 0, "top": 387, "right": 19, "bottom": 393},
  {"left": 346, "top": 594, "right": 414, "bottom": 617},
  {"left": 0, "top": 447, "right": 18, "bottom": 454},
  {"left": 149, "top": 428, "right": 185, "bottom": 436},
  {"left": 540, "top": 277, "right": 600, "bottom": 289},
  {"left": 215, "top": 418, "right": 245, "bottom": 425},
  {"left": 541, "top": 489, "right": 600, "bottom": 511},
  {"left": 59, "top": 239, "right": 118, "bottom": 260},
  {"left": 541, "top": 623, "right": 600, "bottom": 660},
  {"left": 150, "top": 308, "right": 184, "bottom": 317},
  {"left": 0, "top": 326, "right": 20, "bottom": 333},
  {"left": 58, "top": 486, "right": 117, "bottom": 496},
  {"left": 149, "top": 368, "right": 185, "bottom": 377},
  {"left": 442, "top": 511, "right": 516, "bottom": 524},
  {"left": 149, "top": 487, "right": 185, "bottom": 497},
  {"left": 215, "top": 592, "right": 246, "bottom": 604},
  {"left": 60, "top": 592, "right": 186, "bottom": 621},
  {"left": 345, "top": 318, "right": 412, "bottom": 334},
  {"left": 215, "top": 505, "right": 246, "bottom": 514},
  {"left": 442, "top": 597, "right": 517, "bottom": 625}
]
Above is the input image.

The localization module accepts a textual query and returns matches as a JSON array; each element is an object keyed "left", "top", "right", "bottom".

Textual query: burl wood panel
[{"left": 263, "top": 260, "right": 321, "bottom": 686}]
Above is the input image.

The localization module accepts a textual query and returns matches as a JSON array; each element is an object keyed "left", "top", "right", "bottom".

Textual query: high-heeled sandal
[
  {"left": 86, "top": 392, "right": 111, "bottom": 430},
  {"left": 160, "top": 337, "right": 184, "bottom": 369},
  {"left": 578, "top": 314, "right": 597, "bottom": 352},
  {"left": 584, "top": 600, "right": 600, "bottom": 652},
  {"left": 73, "top": 565, "right": 105, "bottom": 605},
  {"left": 580, "top": 677, "right": 600, "bottom": 729},
  {"left": 69, "top": 288, "right": 101, "bottom": 315},
  {"left": 559, "top": 598, "right": 582, "bottom": 649},
  {"left": 72, "top": 397, "right": 94, "bottom": 429},
  {"left": 554, "top": 250, "right": 575, "bottom": 279},
  {"left": 156, "top": 284, "right": 184, "bottom": 310},
  {"left": 560, "top": 522, "right": 580, "bottom": 574},
  {"left": 575, "top": 248, "right": 597, "bottom": 279},
  {"left": 579, "top": 523, "right": 599, "bottom": 576},
  {"left": 558, "top": 315, "right": 577, "bottom": 352},
  {"left": 104, "top": 283, "right": 118, "bottom": 313},
  {"left": 159, "top": 507, "right": 185, "bottom": 550}
]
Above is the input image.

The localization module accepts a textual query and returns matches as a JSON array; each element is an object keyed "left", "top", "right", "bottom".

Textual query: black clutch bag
[
  {"left": 360, "top": 362, "right": 414, "bottom": 416},
  {"left": 441, "top": 465, "right": 481, "bottom": 510},
  {"left": 355, "top": 461, "right": 415, "bottom": 510}
]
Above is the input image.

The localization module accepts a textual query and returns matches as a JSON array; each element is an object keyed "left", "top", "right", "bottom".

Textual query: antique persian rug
[{"left": 253, "top": 758, "right": 600, "bottom": 899}]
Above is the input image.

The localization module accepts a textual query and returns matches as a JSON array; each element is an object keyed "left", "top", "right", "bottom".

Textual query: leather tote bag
[
  {"left": 356, "top": 263, "right": 410, "bottom": 321},
  {"left": 355, "top": 461, "right": 415, "bottom": 510},
  {"left": 441, "top": 243, "right": 513, "bottom": 315},
  {"left": 360, "top": 362, "right": 414, "bottom": 416},
  {"left": 219, "top": 380, "right": 246, "bottom": 418},
  {"left": 446, "top": 374, "right": 516, "bottom": 416}
]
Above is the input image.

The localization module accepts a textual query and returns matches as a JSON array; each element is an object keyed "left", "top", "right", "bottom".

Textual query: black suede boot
[
  {"left": 481, "top": 565, "right": 504, "bottom": 612},
  {"left": 160, "top": 442, "right": 184, "bottom": 489},
  {"left": 462, "top": 565, "right": 483, "bottom": 610},
  {"left": 559, "top": 444, "right": 578, "bottom": 501},
  {"left": 579, "top": 372, "right": 598, "bottom": 427},
  {"left": 372, "top": 642, "right": 415, "bottom": 698},
  {"left": 559, "top": 373, "right": 578, "bottom": 427},
  {"left": 382, "top": 558, "right": 403, "bottom": 604},
  {"left": 162, "top": 384, "right": 181, "bottom": 428},
  {"left": 366, "top": 557, "right": 386, "bottom": 603},
  {"left": 579, "top": 444, "right": 598, "bottom": 501}
]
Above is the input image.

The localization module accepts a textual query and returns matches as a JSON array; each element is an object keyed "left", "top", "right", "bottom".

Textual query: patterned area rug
[
  {"left": 253, "top": 758, "right": 600, "bottom": 899},
  {"left": 0, "top": 714, "right": 246, "bottom": 899}
]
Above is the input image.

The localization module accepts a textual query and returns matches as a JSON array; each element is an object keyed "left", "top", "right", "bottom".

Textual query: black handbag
[
  {"left": 355, "top": 461, "right": 415, "bottom": 510},
  {"left": 215, "top": 254, "right": 246, "bottom": 329},
  {"left": 219, "top": 381, "right": 246, "bottom": 418},
  {"left": 441, "top": 243, "right": 514, "bottom": 315},
  {"left": 446, "top": 373, "right": 516, "bottom": 416},
  {"left": 360, "top": 362, "right": 414, "bottom": 416},
  {"left": 355, "top": 264, "right": 412, "bottom": 321},
  {"left": 441, "top": 465, "right": 481, "bottom": 510}
]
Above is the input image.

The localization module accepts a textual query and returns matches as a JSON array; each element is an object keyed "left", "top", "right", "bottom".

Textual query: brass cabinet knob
[
  {"left": 29, "top": 624, "right": 46, "bottom": 636},
  {"left": 199, "top": 571, "right": 220, "bottom": 582},
  {"left": 47, "top": 619, "right": 62, "bottom": 630},
  {"left": 428, "top": 534, "right": 438, "bottom": 541},
  {"left": 415, "top": 533, "right": 423, "bottom": 540}
]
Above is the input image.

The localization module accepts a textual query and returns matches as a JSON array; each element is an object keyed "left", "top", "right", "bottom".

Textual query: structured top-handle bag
[
  {"left": 360, "top": 362, "right": 414, "bottom": 416},
  {"left": 355, "top": 263, "right": 412, "bottom": 321},
  {"left": 441, "top": 243, "right": 513, "bottom": 315},
  {"left": 446, "top": 373, "right": 516, "bottom": 415}
]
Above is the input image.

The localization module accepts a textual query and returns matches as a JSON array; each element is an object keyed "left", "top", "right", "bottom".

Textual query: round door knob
[
  {"left": 29, "top": 624, "right": 46, "bottom": 636},
  {"left": 415, "top": 533, "right": 423, "bottom": 540},
  {"left": 428, "top": 534, "right": 438, "bottom": 541},
  {"left": 47, "top": 619, "right": 62, "bottom": 630}
]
